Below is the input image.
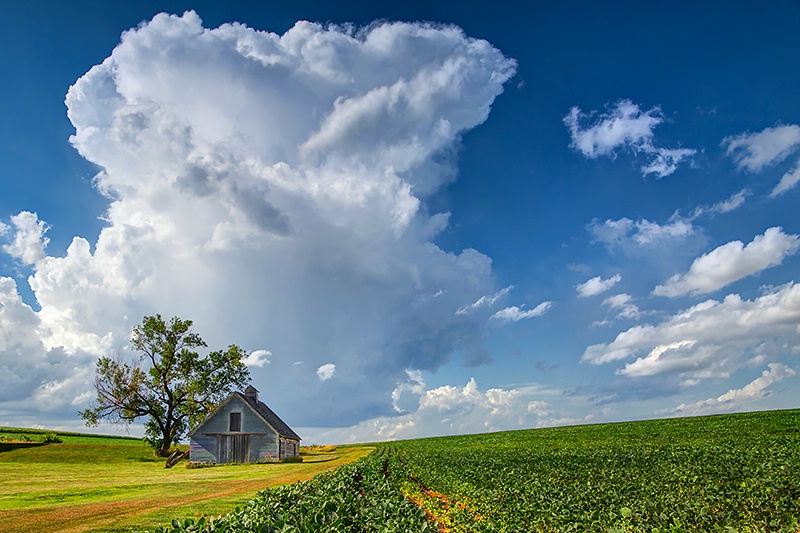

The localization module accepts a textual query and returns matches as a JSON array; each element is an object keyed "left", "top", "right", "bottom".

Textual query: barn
[{"left": 188, "top": 385, "right": 301, "bottom": 463}]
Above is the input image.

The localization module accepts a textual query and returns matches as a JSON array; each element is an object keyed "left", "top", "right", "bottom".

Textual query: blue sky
[{"left": 1, "top": 1, "right": 798, "bottom": 443}]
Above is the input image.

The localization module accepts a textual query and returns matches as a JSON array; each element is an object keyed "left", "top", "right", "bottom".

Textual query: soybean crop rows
[
  {"left": 156, "top": 410, "right": 800, "bottom": 532},
  {"left": 152, "top": 448, "right": 433, "bottom": 533},
  {"left": 389, "top": 410, "right": 800, "bottom": 532}
]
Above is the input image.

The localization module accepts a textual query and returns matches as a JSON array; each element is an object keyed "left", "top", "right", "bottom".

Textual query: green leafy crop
[{"left": 155, "top": 410, "right": 800, "bottom": 532}]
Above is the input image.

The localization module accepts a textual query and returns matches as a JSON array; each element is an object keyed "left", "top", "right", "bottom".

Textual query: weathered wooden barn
[{"left": 188, "top": 385, "right": 301, "bottom": 463}]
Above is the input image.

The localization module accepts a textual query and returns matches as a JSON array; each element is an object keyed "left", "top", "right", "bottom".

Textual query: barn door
[{"left": 219, "top": 435, "right": 250, "bottom": 463}]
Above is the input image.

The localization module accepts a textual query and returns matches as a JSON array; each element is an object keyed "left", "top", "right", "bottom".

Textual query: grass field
[
  {"left": 0, "top": 430, "right": 371, "bottom": 533},
  {"left": 0, "top": 427, "right": 141, "bottom": 445}
]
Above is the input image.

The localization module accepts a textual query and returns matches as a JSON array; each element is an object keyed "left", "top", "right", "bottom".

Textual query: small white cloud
[
  {"left": 641, "top": 147, "right": 696, "bottom": 178},
  {"left": 564, "top": 99, "right": 695, "bottom": 178},
  {"left": 770, "top": 162, "right": 800, "bottom": 197},
  {"left": 722, "top": 124, "right": 800, "bottom": 172},
  {"left": 602, "top": 293, "right": 641, "bottom": 320},
  {"left": 654, "top": 227, "right": 800, "bottom": 297},
  {"left": 564, "top": 99, "right": 662, "bottom": 158},
  {"left": 316, "top": 363, "right": 336, "bottom": 381},
  {"left": 576, "top": 274, "right": 621, "bottom": 298},
  {"left": 456, "top": 286, "right": 513, "bottom": 315},
  {"left": 710, "top": 189, "right": 748, "bottom": 214},
  {"left": 633, "top": 217, "right": 695, "bottom": 245},
  {"left": 491, "top": 302, "right": 553, "bottom": 322},
  {"left": 242, "top": 349, "right": 271, "bottom": 367},
  {"left": 692, "top": 189, "right": 748, "bottom": 219},
  {"left": 589, "top": 217, "right": 695, "bottom": 250}
]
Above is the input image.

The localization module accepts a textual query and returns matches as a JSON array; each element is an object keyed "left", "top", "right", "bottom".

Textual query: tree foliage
[{"left": 81, "top": 314, "right": 250, "bottom": 456}]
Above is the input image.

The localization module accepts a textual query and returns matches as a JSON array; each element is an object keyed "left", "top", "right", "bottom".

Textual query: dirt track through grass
[{"left": 0, "top": 443, "right": 372, "bottom": 532}]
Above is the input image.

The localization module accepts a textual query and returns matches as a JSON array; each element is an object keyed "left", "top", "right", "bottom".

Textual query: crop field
[
  {"left": 0, "top": 430, "right": 370, "bottom": 533},
  {"left": 388, "top": 410, "right": 800, "bottom": 532},
  {"left": 162, "top": 410, "right": 800, "bottom": 533}
]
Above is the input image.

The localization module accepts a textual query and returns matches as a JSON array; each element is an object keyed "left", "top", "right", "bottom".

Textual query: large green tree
[{"left": 81, "top": 314, "right": 250, "bottom": 456}]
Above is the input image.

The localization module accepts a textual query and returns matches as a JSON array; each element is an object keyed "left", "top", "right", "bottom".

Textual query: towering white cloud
[
  {"left": 0, "top": 12, "right": 517, "bottom": 427},
  {"left": 564, "top": 99, "right": 695, "bottom": 178},
  {"left": 654, "top": 227, "right": 800, "bottom": 297},
  {"left": 0, "top": 277, "right": 96, "bottom": 406}
]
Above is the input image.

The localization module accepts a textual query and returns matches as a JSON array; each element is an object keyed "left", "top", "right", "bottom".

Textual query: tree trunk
[{"left": 158, "top": 427, "right": 173, "bottom": 457}]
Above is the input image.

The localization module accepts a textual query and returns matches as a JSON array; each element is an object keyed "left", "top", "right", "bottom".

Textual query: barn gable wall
[{"left": 189, "top": 396, "right": 281, "bottom": 463}]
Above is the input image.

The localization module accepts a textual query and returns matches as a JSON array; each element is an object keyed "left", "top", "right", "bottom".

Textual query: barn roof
[
  {"left": 187, "top": 389, "right": 301, "bottom": 441},
  {"left": 236, "top": 391, "right": 301, "bottom": 441}
]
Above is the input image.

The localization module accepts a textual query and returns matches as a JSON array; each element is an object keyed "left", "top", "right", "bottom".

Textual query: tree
[{"left": 80, "top": 314, "right": 251, "bottom": 456}]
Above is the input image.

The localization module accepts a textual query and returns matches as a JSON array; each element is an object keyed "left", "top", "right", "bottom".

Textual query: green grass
[
  {"left": 0, "top": 434, "right": 371, "bottom": 533},
  {"left": 0, "top": 426, "right": 141, "bottom": 445}
]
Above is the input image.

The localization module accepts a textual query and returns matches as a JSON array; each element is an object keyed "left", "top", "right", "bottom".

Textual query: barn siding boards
[{"left": 188, "top": 388, "right": 300, "bottom": 464}]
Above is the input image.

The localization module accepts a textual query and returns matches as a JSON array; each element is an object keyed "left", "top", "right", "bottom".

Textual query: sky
[{"left": 1, "top": 1, "right": 799, "bottom": 444}]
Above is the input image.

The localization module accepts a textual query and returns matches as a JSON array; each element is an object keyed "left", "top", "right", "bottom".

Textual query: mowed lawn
[{"left": 0, "top": 435, "right": 371, "bottom": 533}]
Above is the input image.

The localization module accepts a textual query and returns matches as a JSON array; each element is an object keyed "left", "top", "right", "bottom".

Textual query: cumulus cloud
[
  {"left": 242, "top": 349, "right": 271, "bottom": 367},
  {"left": 0, "top": 277, "right": 97, "bottom": 407},
  {"left": 654, "top": 227, "right": 800, "bottom": 297},
  {"left": 0, "top": 12, "right": 517, "bottom": 428},
  {"left": 662, "top": 363, "right": 796, "bottom": 417},
  {"left": 316, "top": 363, "right": 336, "bottom": 381},
  {"left": 564, "top": 99, "right": 695, "bottom": 178},
  {"left": 2, "top": 212, "right": 50, "bottom": 266},
  {"left": 582, "top": 282, "right": 800, "bottom": 383},
  {"left": 576, "top": 274, "right": 621, "bottom": 298},
  {"left": 722, "top": 124, "right": 800, "bottom": 172},
  {"left": 564, "top": 100, "right": 661, "bottom": 158},
  {"left": 300, "top": 377, "right": 573, "bottom": 443},
  {"left": 491, "top": 302, "right": 553, "bottom": 322}
]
